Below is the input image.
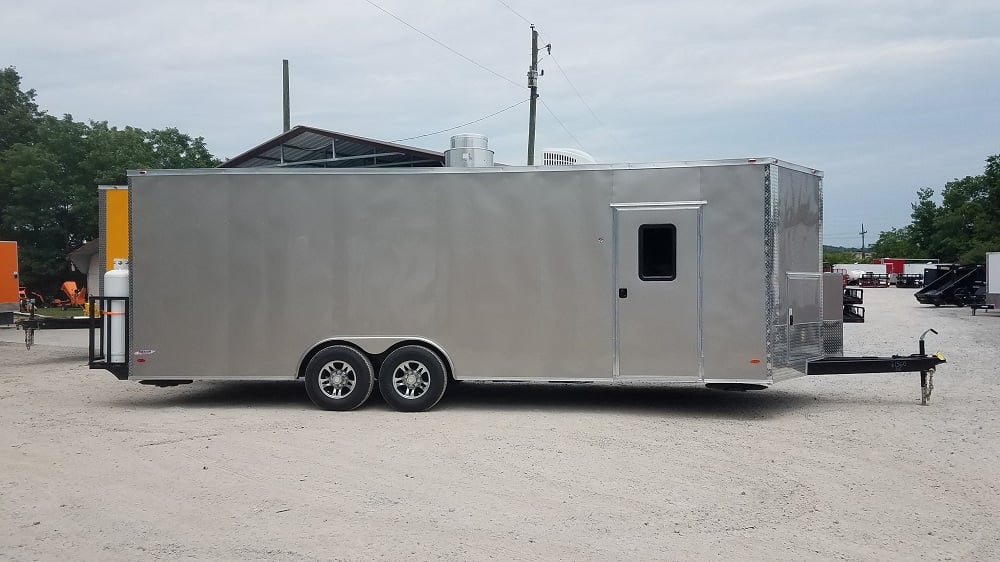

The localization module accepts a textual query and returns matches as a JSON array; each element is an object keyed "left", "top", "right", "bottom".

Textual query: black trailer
[{"left": 915, "top": 265, "right": 986, "bottom": 306}]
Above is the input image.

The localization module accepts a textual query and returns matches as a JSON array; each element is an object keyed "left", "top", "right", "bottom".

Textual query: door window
[{"left": 638, "top": 224, "right": 676, "bottom": 281}]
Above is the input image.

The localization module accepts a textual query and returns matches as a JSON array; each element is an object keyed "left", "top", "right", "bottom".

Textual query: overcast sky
[{"left": 5, "top": 0, "right": 998, "bottom": 247}]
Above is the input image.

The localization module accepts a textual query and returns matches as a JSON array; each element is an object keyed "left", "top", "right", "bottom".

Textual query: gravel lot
[{"left": 1, "top": 288, "right": 998, "bottom": 561}]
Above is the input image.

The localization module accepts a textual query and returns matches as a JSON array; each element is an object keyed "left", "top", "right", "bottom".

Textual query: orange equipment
[{"left": 49, "top": 281, "right": 87, "bottom": 308}]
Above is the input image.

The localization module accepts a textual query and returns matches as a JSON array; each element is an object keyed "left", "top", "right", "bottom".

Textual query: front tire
[
  {"left": 304, "top": 345, "right": 375, "bottom": 411},
  {"left": 378, "top": 345, "right": 448, "bottom": 412}
]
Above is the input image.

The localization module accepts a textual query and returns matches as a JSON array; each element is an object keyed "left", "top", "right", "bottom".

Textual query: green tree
[
  {"left": 824, "top": 250, "right": 859, "bottom": 264},
  {"left": 908, "top": 187, "right": 938, "bottom": 256},
  {"left": 0, "top": 67, "right": 220, "bottom": 291},
  {"left": 869, "top": 226, "right": 918, "bottom": 259},
  {"left": 932, "top": 159, "right": 999, "bottom": 263},
  {"left": 0, "top": 66, "right": 39, "bottom": 151},
  {"left": 145, "top": 127, "right": 218, "bottom": 169},
  {"left": 0, "top": 144, "right": 77, "bottom": 284},
  {"left": 871, "top": 154, "right": 1000, "bottom": 264}
]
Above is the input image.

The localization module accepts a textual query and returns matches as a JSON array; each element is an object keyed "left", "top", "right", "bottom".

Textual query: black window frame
[{"left": 638, "top": 223, "right": 677, "bottom": 281}]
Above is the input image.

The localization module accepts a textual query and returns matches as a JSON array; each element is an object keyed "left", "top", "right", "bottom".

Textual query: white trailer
[
  {"left": 987, "top": 252, "right": 1000, "bottom": 307},
  {"left": 833, "top": 263, "right": 885, "bottom": 284},
  {"left": 88, "top": 159, "right": 945, "bottom": 410}
]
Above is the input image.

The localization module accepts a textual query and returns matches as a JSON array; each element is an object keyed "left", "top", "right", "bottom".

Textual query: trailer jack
[
  {"left": 15, "top": 300, "right": 92, "bottom": 350},
  {"left": 807, "top": 329, "right": 946, "bottom": 405},
  {"left": 16, "top": 301, "right": 39, "bottom": 349}
]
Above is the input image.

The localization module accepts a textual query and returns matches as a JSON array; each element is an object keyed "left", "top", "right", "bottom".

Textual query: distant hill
[{"left": 824, "top": 245, "right": 858, "bottom": 254}]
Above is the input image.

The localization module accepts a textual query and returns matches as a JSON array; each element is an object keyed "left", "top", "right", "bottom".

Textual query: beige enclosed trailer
[{"left": 89, "top": 159, "right": 944, "bottom": 410}]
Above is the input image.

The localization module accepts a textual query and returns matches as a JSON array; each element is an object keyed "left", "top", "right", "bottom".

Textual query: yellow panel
[{"left": 105, "top": 189, "right": 129, "bottom": 271}]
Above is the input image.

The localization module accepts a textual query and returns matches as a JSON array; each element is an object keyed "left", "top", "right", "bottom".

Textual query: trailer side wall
[{"left": 130, "top": 169, "right": 616, "bottom": 380}]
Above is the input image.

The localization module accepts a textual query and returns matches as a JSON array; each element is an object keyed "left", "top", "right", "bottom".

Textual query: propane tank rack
[{"left": 88, "top": 296, "right": 129, "bottom": 380}]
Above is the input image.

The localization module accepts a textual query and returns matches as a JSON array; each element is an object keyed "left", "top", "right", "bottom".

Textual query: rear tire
[
  {"left": 304, "top": 345, "right": 374, "bottom": 411},
  {"left": 378, "top": 345, "right": 448, "bottom": 412}
]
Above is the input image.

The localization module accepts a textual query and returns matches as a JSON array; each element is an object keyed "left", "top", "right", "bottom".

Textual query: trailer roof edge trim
[{"left": 131, "top": 158, "right": 823, "bottom": 177}]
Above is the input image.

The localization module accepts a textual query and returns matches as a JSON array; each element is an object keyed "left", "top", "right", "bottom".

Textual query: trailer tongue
[{"left": 807, "top": 330, "right": 946, "bottom": 405}]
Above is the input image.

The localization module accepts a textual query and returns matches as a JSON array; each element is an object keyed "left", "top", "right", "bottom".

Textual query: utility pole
[
  {"left": 282, "top": 59, "right": 291, "bottom": 132},
  {"left": 526, "top": 27, "right": 550, "bottom": 165},
  {"left": 526, "top": 25, "right": 539, "bottom": 165},
  {"left": 859, "top": 223, "right": 868, "bottom": 260}
]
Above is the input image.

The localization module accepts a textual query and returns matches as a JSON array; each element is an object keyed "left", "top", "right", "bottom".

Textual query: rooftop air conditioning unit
[{"left": 542, "top": 148, "right": 596, "bottom": 166}]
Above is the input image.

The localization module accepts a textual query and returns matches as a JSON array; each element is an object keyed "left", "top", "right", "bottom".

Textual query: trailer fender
[{"left": 297, "top": 337, "right": 455, "bottom": 381}]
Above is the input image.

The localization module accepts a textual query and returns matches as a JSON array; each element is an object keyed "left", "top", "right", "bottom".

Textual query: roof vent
[{"left": 444, "top": 134, "right": 494, "bottom": 167}]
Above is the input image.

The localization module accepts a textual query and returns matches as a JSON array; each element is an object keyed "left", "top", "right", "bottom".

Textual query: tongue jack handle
[{"left": 919, "top": 328, "right": 937, "bottom": 356}]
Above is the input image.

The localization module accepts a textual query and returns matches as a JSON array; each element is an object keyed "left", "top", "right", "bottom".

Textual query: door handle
[{"left": 619, "top": 288, "right": 628, "bottom": 298}]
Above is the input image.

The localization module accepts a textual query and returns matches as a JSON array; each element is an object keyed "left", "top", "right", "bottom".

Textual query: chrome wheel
[
  {"left": 318, "top": 360, "right": 357, "bottom": 399},
  {"left": 304, "top": 345, "right": 375, "bottom": 411},
  {"left": 391, "top": 360, "right": 431, "bottom": 399},
  {"left": 378, "top": 346, "right": 448, "bottom": 412}
]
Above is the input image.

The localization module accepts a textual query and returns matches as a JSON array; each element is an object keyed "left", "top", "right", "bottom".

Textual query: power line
[
  {"left": 393, "top": 99, "right": 530, "bottom": 142},
  {"left": 494, "top": 0, "right": 532, "bottom": 25},
  {"left": 549, "top": 53, "right": 632, "bottom": 161},
  {"left": 362, "top": 0, "right": 520, "bottom": 89},
  {"left": 539, "top": 98, "right": 585, "bottom": 150}
]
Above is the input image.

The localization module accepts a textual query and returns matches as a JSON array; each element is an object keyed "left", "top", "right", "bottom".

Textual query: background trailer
[
  {"left": 0, "top": 241, "right": 18, "bottom": 325},
  {"left": 89, "top": 159, "right": 944, "bottom": 411},
  {"left": 989, "top": 252, "right": 1000, "bottom": 304}
]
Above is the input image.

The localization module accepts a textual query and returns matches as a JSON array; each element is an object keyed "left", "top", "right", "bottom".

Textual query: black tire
[
  {"left": 304, "top": 345, "right": 375, "bottom": 411},
  {"left": 378, "top": 345, "right": 448, "bottom": 412}
]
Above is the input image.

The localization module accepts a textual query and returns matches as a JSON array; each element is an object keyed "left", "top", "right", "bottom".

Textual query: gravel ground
[{"left": 1, "top": 288, "right": 998, "bottom": 561}]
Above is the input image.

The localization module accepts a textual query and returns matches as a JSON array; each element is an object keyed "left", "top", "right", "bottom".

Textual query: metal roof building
[{"left": 221, "top": 126, "right": 445, "bottom": 169}]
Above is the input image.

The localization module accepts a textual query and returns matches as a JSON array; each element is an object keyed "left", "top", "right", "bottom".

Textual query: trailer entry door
[{"left": 614, "top": 204, "right": 703, "bottom": 380}]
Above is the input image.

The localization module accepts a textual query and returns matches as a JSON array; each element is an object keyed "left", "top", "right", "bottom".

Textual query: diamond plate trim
[
  {"left": 822, "top": 320, "right": 843, "bottom": 357},
  {"left": 763, "top": 165, "right": 781, "bottom": 375},
  {"left": 772, "top": 321, "right": 825, "bottom": 373}
]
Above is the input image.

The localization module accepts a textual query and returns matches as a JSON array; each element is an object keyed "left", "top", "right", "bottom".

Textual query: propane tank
[{"left": 104, "top": 259, "right": 129, "bottom": 364}]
